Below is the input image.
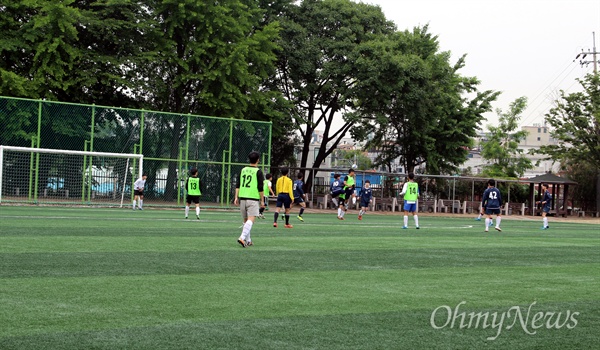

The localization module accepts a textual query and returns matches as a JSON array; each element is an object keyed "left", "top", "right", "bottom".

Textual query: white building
[{"left": 460, "top": 125, "right": 560, "bottom": 177}]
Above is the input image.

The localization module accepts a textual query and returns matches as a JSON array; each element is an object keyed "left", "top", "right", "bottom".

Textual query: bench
[
  {"left": 438, "top": 199, "right": 461, "bottom": 213},
  {"left": 419, "top": 200, "right": 436, "bottom": 213},
  {"left": 578, "top": 211, "right": 599, "bottom": 218},
  {"left": 376, "top": 197, "right": 397, "bottom": 212}
]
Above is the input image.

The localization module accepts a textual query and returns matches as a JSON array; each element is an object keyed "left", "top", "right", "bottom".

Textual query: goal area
[{"left": 0, "top": 146, "right": 143, "bottom": 207}]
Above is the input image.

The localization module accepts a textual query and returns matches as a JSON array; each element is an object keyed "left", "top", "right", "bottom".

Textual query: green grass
[{"left": 0, "top": 206, "right": 598, "bottom": 349}]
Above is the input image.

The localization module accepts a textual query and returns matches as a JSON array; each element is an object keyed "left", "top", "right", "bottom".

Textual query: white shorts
[{"left": 240, "top": 199, "right": 260, "bottom": 219}]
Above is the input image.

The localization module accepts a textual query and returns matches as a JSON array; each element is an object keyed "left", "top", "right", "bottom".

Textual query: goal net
[{"left": 0, "top": 146, "right": 143, "bottom": 207}]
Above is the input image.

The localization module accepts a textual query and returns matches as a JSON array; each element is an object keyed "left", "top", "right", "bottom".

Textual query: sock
[
  {"left": 132, "top": 200, "right": 136, "bottom": 209},
  {"left": 543, "top": 217, "right": 548, "bottom": 227},
  {"left": 341, "top": 210, "right": 345, "bottom": 218},
  {"left": 414, "top": 215, "right": 419, "bottom": 227},
  {"left": 359, "top": 210, "right": 364, "bottom": 216},
  {"left": 185, "top": 206, "right": 189, "bottom": 217},
  {"left": 274, "top": 212, "right": 279, "bottom": 223},
  {"left": 403, "top": 215, "right": 408, "bottom": 227},
  {"left": 485, "top": 218, "right": 490, "bottom": 229},
  {"left": 139, "top": 200, "right": 143, "bottom": 209},
  {"left": 496, "top": 217, "right": 501, "bottom": 227},
  {"left": 338, "top": 208, "right": 342, "bottom": 217},
  {"left": 241, "top": 221, "right": 253, "bottom": 241},
  {"left": 285, "top": 214, "right": 290, "bottom": 225},
  {"left": 299, "top": 207, "right": 304, "bottom": 217},
  {"left": 196, "top": 207, "right": 200, "bottom": 216}
]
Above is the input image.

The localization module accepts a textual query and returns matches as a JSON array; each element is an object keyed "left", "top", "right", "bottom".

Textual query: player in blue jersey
[
  {"left": 357, "top": 180, "right": 373, "bottom": 220},
  {"left": 330, "top": 173, "right": 345, "bottom": 209},
  {"left": 536, "top": 183, "right": 552, "bottom": 230},
  {"left": 482, "top": 179, "right": 502, "bottom": 232},
  {"left": 293, "top": 172, "right": 307, "bottom": 222}
]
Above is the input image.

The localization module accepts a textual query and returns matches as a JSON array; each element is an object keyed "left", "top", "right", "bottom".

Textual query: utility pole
[
  {"left": 575, "top": 32, "right": 600, "bottom": 212},
  {"left": 575, "top": 32, "right": 599, "bottom": 73}
]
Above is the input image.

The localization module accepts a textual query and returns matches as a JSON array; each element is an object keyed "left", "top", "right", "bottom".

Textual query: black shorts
[
  {"left": 345, "top": 188, "right": 354, "bottom": 198},
  {"left": 485, "top": 208, "right": 501, "bottom": 215},
  {"left": 360, "top": 199, "right": 370, "bottom": 208},
  {"left": 134, "top": 190, "right": 144, "bottom": 196},
  {"left": 186, "top": 195, "right": 200, "bottom": 204},
  {"left": 293, "top": 197, "right": 305, "bottom": 204},
  {"left": 276, "top": 193, "right": 292, "bottom": 209}
]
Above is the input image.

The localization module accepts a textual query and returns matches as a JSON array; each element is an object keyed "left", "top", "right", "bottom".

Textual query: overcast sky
[{"left": 359, "top": 0, "right": 600, "bottom": 128}]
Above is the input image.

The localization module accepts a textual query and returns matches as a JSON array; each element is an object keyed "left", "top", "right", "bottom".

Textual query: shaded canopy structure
[{"left": 525, "top": 173, "right": 578, "bottom": 216}]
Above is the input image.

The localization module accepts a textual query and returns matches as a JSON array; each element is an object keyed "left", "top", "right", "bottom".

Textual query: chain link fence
[{"left": 0, "top": 96, "right": 271, "bottom": 208}]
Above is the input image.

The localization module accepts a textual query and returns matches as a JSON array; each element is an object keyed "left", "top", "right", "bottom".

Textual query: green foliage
[
  {"left": 480, "top": 96, "right": 533, "bottom": 178},
  {"left": 538, "top": 74, "right": 600, "bottom": 170},
  {"left": 353, "top": 26, "right": 499, "bottom": 174},
  {"left": 559, "top": 158, "right": 598, "bottom": 211},
  {"left": 272, "top": 0, "right": 396, "bottom": 175}
]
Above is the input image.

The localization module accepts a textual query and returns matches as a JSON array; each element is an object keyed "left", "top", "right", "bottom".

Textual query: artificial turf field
[{"left": 0, "top": 206, "right": 598, "bottom": 349}]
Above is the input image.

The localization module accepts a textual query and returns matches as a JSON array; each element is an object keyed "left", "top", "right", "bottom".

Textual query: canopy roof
[{"left": 526, "top": 173, "right": 577, "bottom": 185}]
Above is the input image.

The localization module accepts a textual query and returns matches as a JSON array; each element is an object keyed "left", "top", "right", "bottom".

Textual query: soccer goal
[{"left": 0, "top": 146, "right": 143, "bottom": 207}]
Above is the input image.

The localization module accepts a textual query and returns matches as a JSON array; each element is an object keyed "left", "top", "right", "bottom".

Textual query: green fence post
[
  {"left": 32, "top": 100, "right": 43, "bottom": 203},
  {"left": 221, "top": 150, "right": 228, "bottom": 207},
  {"left": 132, "top": 144, "right": 140, "bottom": 203},
  {"left": 226, "top": 119, "right": 234, "bottom": 207},
  {"left": 178, "top": 147, "right": 184, "bottom": 206},
  {"left": 86, "top": 105, "right": 95, "bottom": 204},
  {"left": 139, "top": 110, "right": 144, "bottom": 156}
]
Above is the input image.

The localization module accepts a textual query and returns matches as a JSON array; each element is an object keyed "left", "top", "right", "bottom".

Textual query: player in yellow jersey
[{"left": 273, "top": 168, "right": 294, "bottom": 228}]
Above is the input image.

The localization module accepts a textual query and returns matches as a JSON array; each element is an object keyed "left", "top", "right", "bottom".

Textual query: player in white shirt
[
  {"left": 258, "top": 173, "right": 275, "bottom": 219},
  {"left": 133, "top": 173, "right": 147, "bottom": 210}
]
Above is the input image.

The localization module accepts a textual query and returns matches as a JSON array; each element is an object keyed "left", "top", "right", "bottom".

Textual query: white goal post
[{"left": 0, "top": 145, "right": 143, "bottom": 207}]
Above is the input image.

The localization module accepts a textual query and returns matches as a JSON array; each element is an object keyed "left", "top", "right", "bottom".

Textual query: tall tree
[
  {"left": 353, "top": 26, "right": 499, "bottom": 174},
  {"left": 538, "top": 73, "right": 600, "bottom": 210},
  {"left": 480, "top": 96, "right": 533, "bottom": 178},
  {"left": 140, "top": 0, "right": 280, "bottom": 199},
  {"left": 272, "top": 0, "right": 395, "bottom": 183}
]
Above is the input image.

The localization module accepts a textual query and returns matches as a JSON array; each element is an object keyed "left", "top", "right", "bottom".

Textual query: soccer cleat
[
  {"left": 416, "top": 226, "right": 420, "bottom": 229},
  {"left": 297, "top": 216, "right": 304, "bottom": 222},
  {"left": 185, "top": 216, "right": 188, "bottom": 219},
  {"left": 485, "top": 229, "right": 489, "bottom": 232},
  {"left": 247, "top": 241, "right": 253, "bottom": 246},
  {"left": 139, "top": 207, "right": 143, "bottom": 211},
  {"left": 402, "top": 226, "right": 408, "bottom": 229},
  {"left": 358, "top": 215, "right": 362, "bottom": 220},
  {"left": 273, "top": 222, "right": 278, "bottom": 228},
  {"left": 495, "top": 227, "right": 502, "bottom": 232},
  {"left": 541, "top": 226, "right": 549, "bottom": 230},
  {"left": 237, "top": 239, "right": 246, "bottom": 247},
  {"left": 489, "top": 221, "right": 494, "bottom": 227},
  {"left": 475, "top": 217, "right": 481, "bottom": 221},
  {"left": 196, "top": 215, "right": 200, "bottom": 220},
  {"left": 284, "top": 224, "right": 293, "bottom": 228}
]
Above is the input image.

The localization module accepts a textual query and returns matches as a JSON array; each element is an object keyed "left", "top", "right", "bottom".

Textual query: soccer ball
[{"left": 351, "top": 164, "right": 358, "bottom": 169}]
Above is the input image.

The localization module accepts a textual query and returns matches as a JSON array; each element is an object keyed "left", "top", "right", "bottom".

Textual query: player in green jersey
[
  {"left": 185, "top": 168, "right": 202, "bottom": 219},
  {"left": 234, "top": 151, "right": 265, "bottom": 247}
]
